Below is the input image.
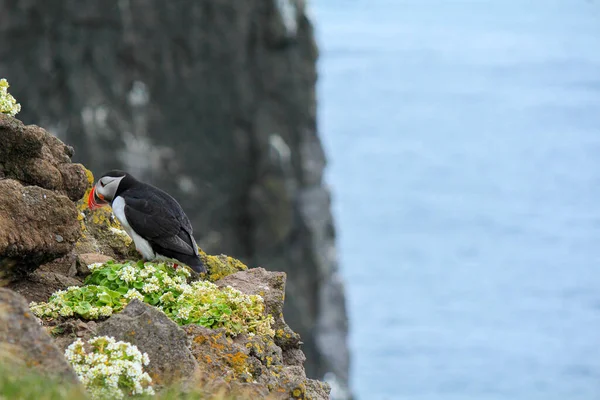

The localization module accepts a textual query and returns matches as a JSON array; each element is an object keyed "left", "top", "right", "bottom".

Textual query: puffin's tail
[{"left": 187, "top": 256, "right": 207, "bottom": 274}]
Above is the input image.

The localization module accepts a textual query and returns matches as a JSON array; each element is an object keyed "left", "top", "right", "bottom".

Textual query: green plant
[
  {"left": 0, "top": 78, "right": 21, "bottom": 116},
  {"left": 30, "top": 260, "right": 274, "bottom": 337},
  {"left": 65, "top": 336, "right": 154, "bottom": 399}
]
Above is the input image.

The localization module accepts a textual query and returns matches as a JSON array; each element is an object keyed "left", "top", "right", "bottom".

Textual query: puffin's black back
[{"left": 104, "top": 170, "right": 207, "bottom": 273}]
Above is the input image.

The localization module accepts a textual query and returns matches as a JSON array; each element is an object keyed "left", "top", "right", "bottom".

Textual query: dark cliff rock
[{"left": 0, "top": 0, "right": 350, "bottom": 392}]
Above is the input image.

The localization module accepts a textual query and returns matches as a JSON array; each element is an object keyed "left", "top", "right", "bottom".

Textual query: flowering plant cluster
[
  {"left": 0, "top": 78, "right": 21, "bottom": 117},
  {"left": 65, "top": 336, "right": 154, "bottom": 399},
  {"left": 30, "top": 260, "right": 274, "bottom": 337}
]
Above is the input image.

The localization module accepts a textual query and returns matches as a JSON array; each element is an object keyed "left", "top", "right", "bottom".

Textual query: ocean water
[{"left": 313, "top": 1, "right": 600, "bottom": 399}]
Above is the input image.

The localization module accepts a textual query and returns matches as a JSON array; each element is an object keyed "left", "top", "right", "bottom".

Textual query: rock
[
  {"left": 283, "top": 348, "right": 306, "bottom": 367},
  {"left": 215, "top": 268, "right": 301, "bottom": 349},
  {"left": 306, "top": 379, "right": 333, "bottom": 400},
  {"left": 74, "top": 252, "right": 113, "bottom": 277},
  {"left": 185, "top": 326, "right": 258, "bottom": 385},
  {"left": 0, "top": 179, "right": 81, "bottom": 279},
  {"left": 0, "top": 288, "right": 77, "bottom": 381},
  {"left": 184, "top": 325, "right": 330, "bottom": 400},
  {"left": 198, "top": 250, "right": 248, "bottom": 282},
  {"left": 1, "top": 0, "right": 351, "bottom": 394},
  {"left": 75, "top": 202, "right": 138, "bottom": 260},
  {"left": 51, "top": 320, "right": 99, "bottom": 354},
  {"left": 9, "top": 269, "right": 83, "bottom": 304},
  {"left": 96, "top": 299, "right": 198, "bottom": 385},
  {"left": 0, "top": 115, "right": 88, "bottom": 202},
  {"left": 0, "top": 114, "right": 88, "bottom": 280}
]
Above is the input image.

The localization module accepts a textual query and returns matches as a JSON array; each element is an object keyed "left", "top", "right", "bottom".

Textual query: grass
[{"left": 0, "top": 363, "right": 260, "bottom": 400}]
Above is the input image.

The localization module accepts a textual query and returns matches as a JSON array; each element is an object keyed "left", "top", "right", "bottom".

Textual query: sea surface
[{"left": 313, "top": 1, "right": 600, "bottom": 399}]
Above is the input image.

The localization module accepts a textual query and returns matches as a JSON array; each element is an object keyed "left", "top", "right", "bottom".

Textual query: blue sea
[{"left": 313, "top": 1, "right": 600, "bottom": 399}]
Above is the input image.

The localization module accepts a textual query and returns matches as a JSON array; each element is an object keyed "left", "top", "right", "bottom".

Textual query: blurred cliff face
[{"left": 0, "top": 0, "right": 350, "bottom": 396}]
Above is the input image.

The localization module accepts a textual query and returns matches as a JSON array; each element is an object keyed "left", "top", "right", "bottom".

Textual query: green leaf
[{"left": 98, "top": 292, "right": 112, "bottom": 304}]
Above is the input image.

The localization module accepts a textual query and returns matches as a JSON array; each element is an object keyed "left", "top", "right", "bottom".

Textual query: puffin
[{"left": 87, "top": 169, "right": 206, "bottom": 273}]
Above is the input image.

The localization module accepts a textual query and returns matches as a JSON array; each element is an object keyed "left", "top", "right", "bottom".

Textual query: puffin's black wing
[{"left": 122, "top": 187, "right": 198, "bottom": 257}]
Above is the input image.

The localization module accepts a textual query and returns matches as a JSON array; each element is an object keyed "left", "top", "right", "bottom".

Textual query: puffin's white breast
[{"left": 112, "top": 196, "right": 155, "bottom": 260}]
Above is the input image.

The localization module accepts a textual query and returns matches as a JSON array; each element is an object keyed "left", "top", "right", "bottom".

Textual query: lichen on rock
[{"left": 199, "top": 249, "right": 249, "bottom": 282}]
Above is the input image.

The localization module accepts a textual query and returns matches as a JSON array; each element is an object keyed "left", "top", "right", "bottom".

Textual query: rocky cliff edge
[{"left": 0, "top": 114, "right": 330, "bottom": 399}]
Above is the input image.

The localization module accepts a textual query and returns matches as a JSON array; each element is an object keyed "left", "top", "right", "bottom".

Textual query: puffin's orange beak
[{"left": 88, "top": 186, "right": 107, "bottom": 210}]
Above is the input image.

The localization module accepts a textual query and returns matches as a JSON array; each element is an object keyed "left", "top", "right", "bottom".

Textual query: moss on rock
[
  {"left": 198, "top": 249, "right": 248, "bottom": 282},
  {"left": 74, "top": 169, "right": 137, "bottom": 259}
]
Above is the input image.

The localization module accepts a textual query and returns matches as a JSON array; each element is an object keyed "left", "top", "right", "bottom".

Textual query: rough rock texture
[
  {"left": 185, "top": 325, "right": 329, "bottom": 400},
  {"left": 97, "top": 300, "right": 198, "bottom": 385},
  {"left": 74, "top": 252, "right": 113, "bottom": 278},
  {"left": 0, "top": 114, "right": 87, "bottom": 280},
  {"left": 0, "top": 179, "right": 81, "bottom": 279},
  {"left": 0, "top": 288, "right": 77, "bottom": 381},
  {"left": 0, "top": 0, "right": 350, "bottom": 392},
  {"left": 0, "top": 115, "right": 88, "bottom": 202},
  {"left": 75, "top": 203, "right": 138, "bottom": 260},
  {"left": 9, "top": 266, "right": 83, "bottom": 304}
]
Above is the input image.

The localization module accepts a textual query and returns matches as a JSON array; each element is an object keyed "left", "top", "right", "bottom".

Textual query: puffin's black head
[{"left": 88, "top": 170, "right": 137, "bottom": 210}]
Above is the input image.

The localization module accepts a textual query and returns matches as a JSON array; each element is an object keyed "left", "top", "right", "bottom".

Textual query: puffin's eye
[{"left": 100, "top": 181, "right": 106, "bottom": 188}]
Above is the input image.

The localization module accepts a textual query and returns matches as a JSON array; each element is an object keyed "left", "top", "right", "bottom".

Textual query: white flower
[
  {"left": 0, "top": 79, "right": 21, "bottom": 117},
  {"left": 143, "top": 265, "right": 156, "bottom": 274},
  {"left": 99, "top": 306, "right": 113, "bottom": 317},
  {"left": 116, "top": 265, "right": 137, "bottom": 283},
  {"left": 159, "top": 292, "right": 175, "bottom": 303},
  {"left": 88, "top": 307, "right": 99, "bottom": 318},
  {"left": 146, "top": 275, "right": 160, "bottom": 285},
  {"left": 124, "top": 289, "right": 144, "bottom": 301},
  {"left": 141, "top": 283, "right": 160, "bottom": 293},
  {"left": 59, "top": 306, "right": 74, "bottom": 317},
  {"left": 176, "top": 306, "right": 192, "bottom": 320},
  {"left": 65, "top": 336, "right": 154, "bottom": 399},
  {"left": 144, "top": 386, "right": 156, "bottom": 396},
  {"left": 87, "top": 262, "right": 105, "bottom": 271}
]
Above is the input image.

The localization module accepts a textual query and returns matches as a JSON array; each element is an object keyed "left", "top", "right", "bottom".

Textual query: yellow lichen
[
  {"left": 198, "top": 248, "right": 248, "bottom": 282},
  {"left": 223, "top": 352, "right": 250, "bottom": 380},
  {"left": 290, "top": 382, "right": 306, "bottom": 399},
  {"left": 194, "top": 336, "right": 207, "bottom": 345}
]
